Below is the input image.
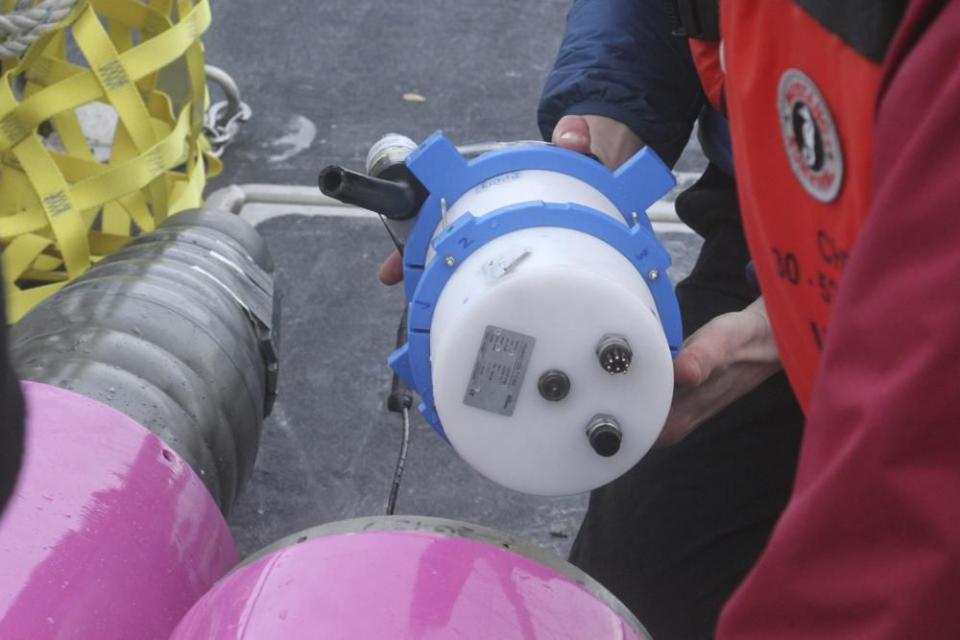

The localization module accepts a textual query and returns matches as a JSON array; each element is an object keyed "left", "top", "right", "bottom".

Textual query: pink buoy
[
  {"left": 172, "top": 516, "right": 651, "bottom": 639},
  {"left": 0, "top": 382, "right": 237, "bottom": 639}
]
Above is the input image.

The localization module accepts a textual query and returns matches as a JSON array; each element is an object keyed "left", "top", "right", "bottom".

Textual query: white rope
[{"left": 0, "top": 0, "right": 81, "bottom": 61}]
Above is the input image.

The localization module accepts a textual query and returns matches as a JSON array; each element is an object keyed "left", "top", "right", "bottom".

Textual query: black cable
[
  {"left": 386, "top": 407, "right": 410, "bottom": 516},
  {"left": 378, "top": 214, "right": 404, "bottom": 254},
  {"left": 386, "top": 308, "right": 413, "bottom": 515}
]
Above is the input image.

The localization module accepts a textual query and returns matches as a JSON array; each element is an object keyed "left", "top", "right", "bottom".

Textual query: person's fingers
[
  {"left": 378, "top": 250, "right": 404, "bottom": 285},
  {"left": 581, "top": 115, "right": 643, "bottom": 169},
  {"left": 552, "top": 115, "right": 592, "bottom": 154},
  {"left": 672, "top": 314, "right": 741, "bottom": 387},
  {"left": 657, "top": 393, "right": 700, "bottom": 447},
  {"left": 660, "top": 299, "right": 780, "bottom": 447}
]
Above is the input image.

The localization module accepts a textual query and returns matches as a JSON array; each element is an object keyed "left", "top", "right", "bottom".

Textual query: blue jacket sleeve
[{"left": 538, "top": 0, "right": 705, "bottom": 167}]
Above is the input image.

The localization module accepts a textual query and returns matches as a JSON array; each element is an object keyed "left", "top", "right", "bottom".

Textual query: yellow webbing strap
[{"left": 0, "top": 0, "right": 219, "bottom": 322}]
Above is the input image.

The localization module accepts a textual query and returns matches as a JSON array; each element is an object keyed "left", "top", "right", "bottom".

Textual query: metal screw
[
  {"left": 537, "top": 370, "right": 571, "bottom": 402},
  {"left": 596, "top": 334, "right": 633, "bottom": 374},
  {"left": 647, "top": 269, "right": 659, "bottom": 281},
  {"left": 444, "top": 256, "right": 456, "bottom": 267},
  {"left": 586, "top": 415, "right": 622, "bottom": 457}
]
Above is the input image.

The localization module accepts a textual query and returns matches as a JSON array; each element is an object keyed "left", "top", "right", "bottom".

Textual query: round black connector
[
  {"left": 538, "top": 370, "right": 571, "bottom": 402},
  {"left": 596, "top": 335, "right": 633, "bottom": 374},
  {"left": 586, "top": 416, "right": 622, "bottom": 457}
]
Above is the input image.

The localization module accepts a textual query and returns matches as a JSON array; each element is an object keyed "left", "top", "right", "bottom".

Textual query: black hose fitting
[{"left": 319, "top": 165, "right": 424, "bottom": 221}]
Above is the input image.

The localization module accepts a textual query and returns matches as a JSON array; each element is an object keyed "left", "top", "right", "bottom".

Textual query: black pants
[{"left": 569, "top": 166, "right": 804, "bottom": 640}]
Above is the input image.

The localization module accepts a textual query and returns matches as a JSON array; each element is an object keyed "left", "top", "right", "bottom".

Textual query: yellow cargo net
[{"left": 0, "top": 0, "right": 220, "bottom": 322}]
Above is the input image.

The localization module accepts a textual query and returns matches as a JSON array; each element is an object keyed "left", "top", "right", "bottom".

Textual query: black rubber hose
[
  {"left": 319, "top": 165, "right": 421, "bottom": 221},
  {"left": 9, "top": 208, "right": 279, "bottom": 514}
]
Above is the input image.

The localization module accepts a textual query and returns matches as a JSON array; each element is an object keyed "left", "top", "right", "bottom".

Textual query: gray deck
[{"left": 204, "top": 0, "right": 705, "bottom": 558}]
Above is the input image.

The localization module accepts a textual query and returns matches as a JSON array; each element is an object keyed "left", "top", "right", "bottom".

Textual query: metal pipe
[
  {"left": 204, "top": 183, "right": 684, "bottom": 225},
  {"left": 9, "top": 208, "right": 279, "bottom": 513}
]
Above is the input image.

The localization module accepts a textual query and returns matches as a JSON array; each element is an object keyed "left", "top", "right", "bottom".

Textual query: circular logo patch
[{"left": 778, "top": 69, "right": 844, "bottom": 203}]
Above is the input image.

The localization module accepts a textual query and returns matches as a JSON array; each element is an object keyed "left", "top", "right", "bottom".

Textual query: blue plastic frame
[{"left": 400, "top": 132, "right": 676, "bottom": 301}]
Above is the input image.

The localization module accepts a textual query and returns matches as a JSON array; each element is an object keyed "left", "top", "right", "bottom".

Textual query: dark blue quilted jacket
[{"left": 538, "top": 0, "right": 729, "bottom": 170}]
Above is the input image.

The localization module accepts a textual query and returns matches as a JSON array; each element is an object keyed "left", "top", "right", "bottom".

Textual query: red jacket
[{"left": 715, "top": 0, "right": 960, "bottom": 636}]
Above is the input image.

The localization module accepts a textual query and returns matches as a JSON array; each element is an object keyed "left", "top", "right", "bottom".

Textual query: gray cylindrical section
[{"left": 9, "top": 208, "right": 279, "bottom": 514}]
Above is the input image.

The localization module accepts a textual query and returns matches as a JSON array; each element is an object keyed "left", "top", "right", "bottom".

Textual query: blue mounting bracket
[{"left": 400, "top": 132, "right": 676, "bottom": 301}]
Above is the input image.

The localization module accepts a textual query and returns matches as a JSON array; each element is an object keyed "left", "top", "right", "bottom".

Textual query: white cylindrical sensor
[{"left": 425, "top": 170, "right": 674, "bottom": 495}]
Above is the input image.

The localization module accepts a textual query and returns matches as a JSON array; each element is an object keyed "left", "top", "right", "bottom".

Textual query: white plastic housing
[
  {"left": 427, "top": 171, "right": 674, "bottom": 495},
  {"left": 425, "top": 170, "right": 623, "bottom": 263}
]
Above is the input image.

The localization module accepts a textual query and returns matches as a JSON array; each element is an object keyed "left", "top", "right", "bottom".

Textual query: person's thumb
[
  {"left": 378, "top": 249, "right": 404, "bottom": 285},
  {"left": 552, "top": 115, "right": 591, "bottom": 154}
]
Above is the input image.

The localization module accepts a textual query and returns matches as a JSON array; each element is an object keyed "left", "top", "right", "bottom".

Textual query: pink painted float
[
  {"left": 0, "top": 382, "right": 237, "bottom": 639},
  {"left": 172, "top": 516, "right": 651, "bottom": 639}
]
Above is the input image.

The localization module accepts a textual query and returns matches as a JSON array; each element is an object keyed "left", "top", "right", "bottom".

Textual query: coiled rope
[{"left": 0, "top": 0, "right": 80, "bottom": 60}]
